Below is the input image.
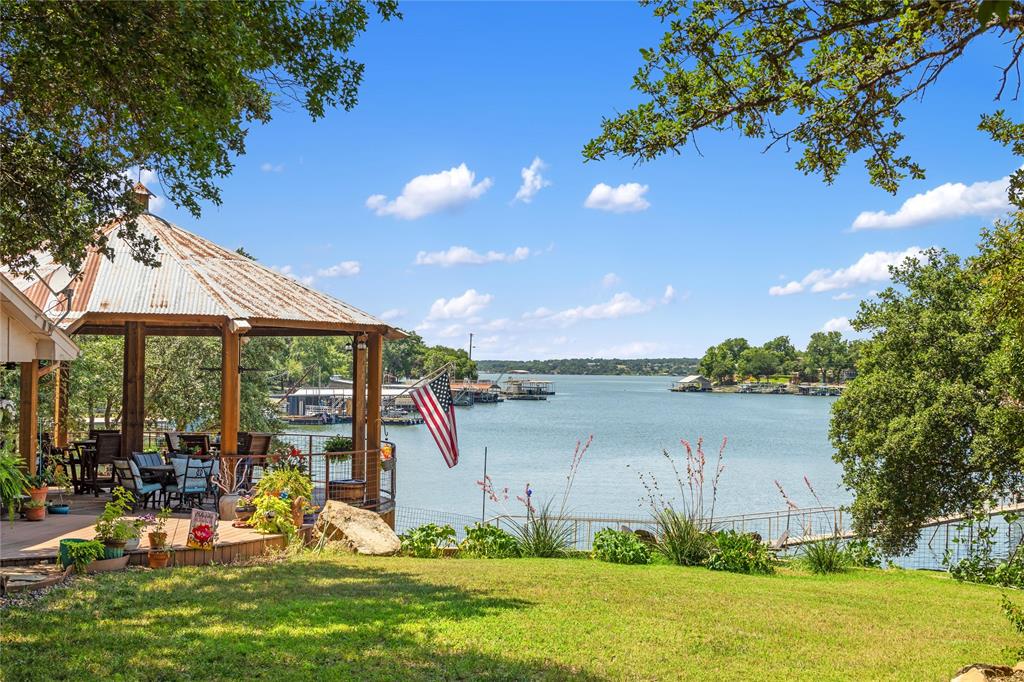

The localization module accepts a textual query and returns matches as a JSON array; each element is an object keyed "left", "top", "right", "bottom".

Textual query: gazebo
[{"left": 8, "top": 185, "right": 403, "bottom": 516}]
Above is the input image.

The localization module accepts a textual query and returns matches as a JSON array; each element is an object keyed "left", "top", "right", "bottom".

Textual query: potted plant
[
  {"left": 380, "top": 441, "right": 396, "bottom": 472},
  {"left": 24, "top": 499, "right": 46, "bottom": 521},
  {"left": 24, "top": 472, "right": 48, "bottom": 504},
  {"left": 234, "top": 494, "right": 257, "bottom": 522},
  {"left": 46, "top": 454, "right": 73, "bottom": 514},
  {"left": 147, "top": 546, "right": 172, "bottom": 569},
  {"left": 64, "top": 539, "right": 105, "bottom": 574},
  {"left": 147, "top": 507, "right": 172, "bottom": 549},
  {"left": 0, "top": 445, "right": 29, "bottom": 522},
  {"left": 323, "top": 435, "right": 353, "bottom": 462},
  {"left": 302, "top": 503, "right": 320, "bottom": 526},
  {"left": 93, "top": 487, "right": 142, "bottom": 558}
]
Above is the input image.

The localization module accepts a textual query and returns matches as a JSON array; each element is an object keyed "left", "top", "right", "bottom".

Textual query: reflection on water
[{"left": 293, "top": 374, "right": 844, "bottom": 519}]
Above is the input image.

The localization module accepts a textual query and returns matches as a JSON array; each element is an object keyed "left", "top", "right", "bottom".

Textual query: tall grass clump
[
  {"left": 776, "top": 476, "right": 857, "bottom": 574},
  {"left": 478, "top": 436, "right": 593, "bottom": 558},
  {"left": 636, "top": 436, "right": 726, "bottom": 566},
  {"left": 801, "top": 538, "right": 847, "bottom": 574}
]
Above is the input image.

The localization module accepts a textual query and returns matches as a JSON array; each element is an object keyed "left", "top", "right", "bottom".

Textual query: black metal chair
[
  {"left": 168, "top": 456, "right": 215, "bottom": 509},
  {"left": 113, "top": 459, "right": 162, "bottom": 509},
  {"left": 179, "top": 433, "right": 211, "bottom": 457},
  {"left": 81, "top": 432, "right": 120, "bottom": 496}
]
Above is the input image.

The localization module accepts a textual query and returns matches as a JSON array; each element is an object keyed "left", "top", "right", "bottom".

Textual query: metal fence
[{"left": 392, "top": 504, "right": 1023, "bottom": 571}]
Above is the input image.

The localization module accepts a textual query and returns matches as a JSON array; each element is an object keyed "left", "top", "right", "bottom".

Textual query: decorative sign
[{"left": 186, "top": 509, "right": 218, "bottom": 550}]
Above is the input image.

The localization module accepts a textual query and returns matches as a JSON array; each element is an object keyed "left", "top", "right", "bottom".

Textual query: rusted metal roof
[{"left": 7, "top": 211, "right": 401, "bottom": 337}]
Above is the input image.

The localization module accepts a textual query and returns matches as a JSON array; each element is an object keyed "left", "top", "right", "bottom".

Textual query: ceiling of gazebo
[{"left": 7, "top": 205, "right": 402, "bottom": 339}]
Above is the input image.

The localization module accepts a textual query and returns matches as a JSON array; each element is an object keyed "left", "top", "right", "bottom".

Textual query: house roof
[
  {"left": 677, "top": 375, "right": 708, "bottom": 383},
  {"left": 1, "top": 273, "right": 79, "bottom": 362},
  {"left": 6, "top": 206, "right": 402, "bottom": 339}
]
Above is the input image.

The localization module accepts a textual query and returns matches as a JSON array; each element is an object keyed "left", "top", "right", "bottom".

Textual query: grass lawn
[{"left": 1, "top": 552, "right": 1016, "bottom": 680}]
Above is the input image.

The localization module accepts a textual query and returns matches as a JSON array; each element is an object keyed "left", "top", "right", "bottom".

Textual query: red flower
[{"left": 191, "top": 523, "right": 214, "bottom": 544}]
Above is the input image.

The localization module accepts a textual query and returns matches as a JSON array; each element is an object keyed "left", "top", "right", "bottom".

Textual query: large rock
[
  {"left": 313, "top": 500, "right": 401, "bottom": 556},
  {"left": 951, "top": 664, "right": 1024, "bottom": 682}
]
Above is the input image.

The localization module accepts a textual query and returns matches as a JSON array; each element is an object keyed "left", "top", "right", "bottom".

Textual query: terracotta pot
[
  {"left": 291, "top": 497, "right": 305, "bottom": 528},
  {"left": 25, "top": 505, "right": 46, "bottom": 521},
  {"left": 147, "top": 550, "right": 171, "bottom": 569},
  {"left": 148, "top": 531, "right": 168, "bottom": 549},
  {"left": 27, "top": 486, "right": 48, "bottom": 504}
]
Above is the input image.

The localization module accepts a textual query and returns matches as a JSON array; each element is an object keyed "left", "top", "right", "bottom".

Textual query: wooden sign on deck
[{"left": 186, "top": 509, "right": 218, "bottom": 550}]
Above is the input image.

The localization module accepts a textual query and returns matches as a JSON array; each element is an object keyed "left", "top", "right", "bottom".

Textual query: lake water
[{"left": 296, "top": 374, "right": 847, "bottom": 521}]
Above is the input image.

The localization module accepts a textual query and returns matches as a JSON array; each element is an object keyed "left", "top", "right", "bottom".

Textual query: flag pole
[{"left": 481, "top": 446, "right": 488, "bottom": 522}]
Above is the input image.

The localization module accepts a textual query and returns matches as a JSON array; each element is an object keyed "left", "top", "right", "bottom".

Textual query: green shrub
[
  {"left": 945, "top": 512, "right": 1024, "bottom": 588},
  {"left": 251, "top": 493, "right": 297, "bottom": 538},
  {"left": 802, "top": 538, "right": 847, "bottom": 574},
  {"left": 64, "top": 539, "right": 105, "bottom": 573},
  {"left": 323, "top": 435, "right": 353, "bottom": 458},
  {"left": 842, "top": 538, "right": 883, "bottom": 568},
  {"left": 706, "top": 531, "right": 775, "bottom": 574},
  {"left": 593, "top": 528, "right": 651, "bottom": 565},
  {"left": 255, "top": 464, "right": 313, "bottom": 502},
  {"left": 1002, "top": 594, "right": 1024, "bottom": 661},
  {"left": 401, "top": 523, "right": 457, "bottom": 558},
  {"left": 653, "top": 508, "right": 710, "bottom": 566},
  {"left": 513, "top": 500, "right": 574, "bottom": 558},
  {"left": 460, "top": 524, "right": 520, "bottom": 558}
]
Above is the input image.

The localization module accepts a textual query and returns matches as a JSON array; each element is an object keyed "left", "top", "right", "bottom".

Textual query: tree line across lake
[
  {"left": 698, "top": 332, "right": 859, "bottom": 385},
  {"left": 476, "top": 358, "right": 699, "bottom": 376}
]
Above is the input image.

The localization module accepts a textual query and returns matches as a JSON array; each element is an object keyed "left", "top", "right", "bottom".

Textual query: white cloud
[
  {"left": 260, "top": 162, "right": 285, "bottom": 173},
  {"left": 270, "top": 265, "right": 314, "bottom": 287},
  {"left": 822, "top": 317, "right": 853, "bottom": 333},
  {"left": 366, "top": 163, "right": 493, "bottom": 220},
  {"left": 602, "top": 272, "right": 621, "bottom": 288},
  {"left": 533, "top": 292, "right": 655, "bottom": 326},
  {"left": 852, "top": 173, "right": 1011, "bottom": 230},
  {"left": 316, "top": 260, "right": 360, "bottom": 277},
  {"left": 662, "top": 285, "right": 677, "bottom": 304},
  {"left": 831, "top": 292, "right": 857, "bottom": 301},
  {"left": 415, "top": 245, "right": 530, "bottom": 267},
  {"left": 426, "top": 289, "right": 493, "bottom": 321},
  {"left": 599, "top": 341, "right": 663, "bottom": 358},
  {"left": 514, "top": 157, "right": 551, "bottom": 203},
  {"left": 584, "top": 182, "right": 650, "bottom": 213},
  {"left": 769, "top": 247, "right": 925, "bottom": 296},
  {"left": 438, "top": 324, "right": 464, "bottom": 338},
  {"left": 379, "top": 308, "right": 406, "bottom": 321},
  {"left": 482, "top": 318, "right": 511, "bottom": 331}
]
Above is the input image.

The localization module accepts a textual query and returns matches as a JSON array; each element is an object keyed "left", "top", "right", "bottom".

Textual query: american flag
[{"left": 410, "top": 371, "right": 459, "bottom": 468}]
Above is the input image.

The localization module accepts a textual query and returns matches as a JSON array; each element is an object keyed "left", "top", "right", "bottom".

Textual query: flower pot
[
  {"left": 48, "top": 503, "right": 71, "bottom": 515},
  {"left": 85, "top": 556, "right": 129, "bottom": 574},
  {"left": 102, "top": 541, "right": 126, "bottom": 559},
  {"left": 291, "top": 498, "right": 305, "bottom": 528},
  {"left": 27, "top": 486, "right": 48, "bottom": 504},
  {"left": 234, "top": 505, "right": 256, "bottom": 522},
  {"left": 59, "top": 538, "right": 89, "bottom": 569},
  {"left": 125, "top": 537, "right": 141, "bottom": 552},
  {"left": 148, "top": 531, "right": 168, "bottom": 549},
  {"left": 302, "top": 513, "right": 318, "bottom": 525},
  {"left": 25, "top": 506, "right": 46, "bottom": 521},
  {"left": 147, "top": 550, "right": 171, "bottom": 569},
  {"left": 219, "top": 493, "right": 240, "bottom": 521}
]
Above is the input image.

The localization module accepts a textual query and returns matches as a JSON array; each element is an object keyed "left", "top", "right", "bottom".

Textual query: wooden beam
[
  {"left": 366, "top": 332, "right": 383, "bottom": 506},
  {"left": 350, "top": 334, "right": 367, "bottom": 481},
  {"left": 121, "top": 322, "right": 146, "bottom": 458},
  {"left": 220, "top": 325, "right": 242, "bottom": 490},
  {"left": 18, "top": 362, "right": 39, "bottom": 474},
  {"left": 53, "top": 361, "right": 69, "bottom": 448}
]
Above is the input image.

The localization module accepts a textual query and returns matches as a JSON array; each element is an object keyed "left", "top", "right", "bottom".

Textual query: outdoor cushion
[
  {"left": 172, "top": 458, "right": 212, "bottom": 493},
  {"left": 114, "top": 459, "right": 162, "bottom": 495}
]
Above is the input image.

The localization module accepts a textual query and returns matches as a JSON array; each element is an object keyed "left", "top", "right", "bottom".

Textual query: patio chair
[
  {"left": 234, "top": 432, "right": 272, "bottom": 490},
  {"left": 167, "top": 457, "right": 215, "bottom": 509},
  {"left": 179, "top": 433, "right": 211, "bottom": 457},
  {"left": 131, "top": 452, "right": 168, "bottom": 486},
  {"left": 163, "top": 431, "right": 183, "bottom": 455},
  {"left": 89, "top": 428, "right": 121, "bottom": 441},
  {"left": 112, "top": 459, "right": 162, "bottom": 509},
  {"left": 82, "top": 432, "right": 120, "bottom": 496}
]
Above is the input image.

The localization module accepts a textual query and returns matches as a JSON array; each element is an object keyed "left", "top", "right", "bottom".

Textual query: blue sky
[{"left": 150, "top": 2, "right": 1018, "bottom": 360}]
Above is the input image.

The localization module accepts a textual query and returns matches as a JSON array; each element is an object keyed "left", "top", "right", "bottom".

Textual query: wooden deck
[{"left": 1, "top": 493, "right": 293, "bottom": 567}]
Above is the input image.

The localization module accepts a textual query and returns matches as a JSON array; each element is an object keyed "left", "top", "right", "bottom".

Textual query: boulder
[
  {"left": 313, "top": 500, "right": 401, "bottom": 556},
  {"left": 951, "top": 664, "right": 1024, "bottom": 682}
]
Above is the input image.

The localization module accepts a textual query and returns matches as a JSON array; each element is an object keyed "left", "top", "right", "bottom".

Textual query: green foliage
[
  {"left": 946, "top": 512, "right": 1024, "bottom": 588},
  {"left": 801, "top": 539, "right": 847, "bottom": 575},
  {"left": 475, "top": 357, "right": 699, "bottom": 377},
  {"left": 653, "top": 508, "right": 710, "bottom": 566},
  {"left": 831, "top": 250, "right": 1024, "bottom": 554},
  {"left": 0, "top": 446, "right": 29, "bottom": 522},
  {"left": 323, "top": 435, "right": 353, "bottom": 453},
  {"left": 592, "top": 528, "right": 651, "bottom": 565},
  {"left": 459, "top": 524, "right": 520, "bottom": 558},
  {"left": 803, "top": 332, "right": 852, "bottom": 383},
  {"left": 706, "top": 531, "right": 775, "bottom": 575},
  {"left": 251, "top": 494, "right": 296, "bottom": 538},
  {"left": 400, "top": 523, "right": 457, "bottom": 558},
  {"left": 1001, "top": 593, "right": 1024, "bottom": 661},
  {"left": 842, "top": 539, "right": 883, "bottom": 569},
  {"left": 93, "top": 487, "right": 143, "bottom": 544},
  {"left": 584, "top": 1, "right": 1016, "bottom": 199},
  {"left": 736, "top": 347, "right": 781, "bottom": 380},
  {"left": 1, "top": 0, "right": 400, "bottom": 275},
  {"left": 255, "top": 465, "right": 313, "bottom": 503},
  {"left": 512, "top": 500, "right": 574, "bottom": 558},
  {"left": 64, "top": 539, "right": 105, "bottom": 574}
]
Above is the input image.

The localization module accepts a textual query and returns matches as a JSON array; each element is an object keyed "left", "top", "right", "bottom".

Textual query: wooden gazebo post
[
  {"left": 366, "top": 332, "right": 383, "bottom": 505},
  {"left": 121, "top": 321, "right": 146, "bottom": 458},
  {"left": 350, "top": 334, "right": 367, "bottom": 482},
  {"left": 18, "top": 362, "right": 39, "bottom": 474},
  {"left": 220, "top": 318, "right": 249, "bottom": 491}
]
